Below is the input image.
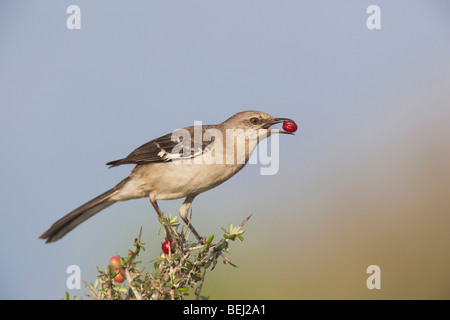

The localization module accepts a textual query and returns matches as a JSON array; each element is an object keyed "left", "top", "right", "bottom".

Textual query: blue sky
[{"left": 1, "top": 1, "right": 450, "bottom": 299}]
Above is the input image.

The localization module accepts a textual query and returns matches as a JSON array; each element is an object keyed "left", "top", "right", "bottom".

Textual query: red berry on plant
[
  {"left": 110, "top": 256, "right": 121, "bottom": 269},
  {"left": 282, "top": 120, "right": 298, "bottom": 133},
  {"left": 114, "top": 269, "right": 125, "bottom": 283},
  {"left": 162, "top": 240, "right": 174, "bottom": 254}
]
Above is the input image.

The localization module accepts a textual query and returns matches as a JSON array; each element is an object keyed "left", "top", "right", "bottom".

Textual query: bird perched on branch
[{"left": 39, "top": 110, "right": 296, "bottom": 243}]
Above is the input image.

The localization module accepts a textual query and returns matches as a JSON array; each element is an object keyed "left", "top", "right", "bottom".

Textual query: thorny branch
[{"left": 71, "top": 214, "right": 252, "bottom": 300}]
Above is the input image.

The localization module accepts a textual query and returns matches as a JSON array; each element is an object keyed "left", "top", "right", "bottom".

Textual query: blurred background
[{"left": 1, "top": 0, "right": 449, "bottom": 299}]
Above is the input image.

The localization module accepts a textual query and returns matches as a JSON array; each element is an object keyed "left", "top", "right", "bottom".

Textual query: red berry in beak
[{"left": 282, "top": 120, "right": 298, "bottom": 133}]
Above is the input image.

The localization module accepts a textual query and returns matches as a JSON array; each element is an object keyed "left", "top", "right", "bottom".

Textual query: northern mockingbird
[{"left": 39, "top": 110, "right": 295, "bottom": 243}]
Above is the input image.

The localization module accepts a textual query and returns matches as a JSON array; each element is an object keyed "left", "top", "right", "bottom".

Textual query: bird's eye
[{"left": 249, "top": 117, "right": 260, "bottom": 125}]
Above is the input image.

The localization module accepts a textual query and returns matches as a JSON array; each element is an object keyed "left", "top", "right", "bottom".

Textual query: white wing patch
[{"left": 154, "top": 139, "right": 212, "bottom": 162}]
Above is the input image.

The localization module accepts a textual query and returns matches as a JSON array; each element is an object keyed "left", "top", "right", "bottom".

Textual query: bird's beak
[{"left": 264, "top": 117, "right": 296, "bottom": 135}]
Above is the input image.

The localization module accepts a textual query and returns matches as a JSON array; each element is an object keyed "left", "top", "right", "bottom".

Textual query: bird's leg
[
  {"left": 149, "top": 198, "right": 176, "bottom": 241},
  {"left": 179, "top": 196, "right": 204, "bottom": 243}
]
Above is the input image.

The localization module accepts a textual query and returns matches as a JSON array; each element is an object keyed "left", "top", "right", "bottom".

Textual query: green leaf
[
  {"left": 215, "top": 241, "right": 227, "bottom": 251},
  {"left": 157, "top": 256, "right": 169, "bottom": 264},
  {"left": 206, "top": 234, "right": 214, "bottom": 245},
  {"left": 224, "top": 233, "right": 236, "bottom": 240},
  {"left": 200, "top": 243, "right": 208, "bottom": 254},
  {"left": 169, "top": 216, "right": 180, "bottom": 225},
  {"left": 65, "top": 291, "right": 69, "bottom": 300},
  {"left": 114, "top": 285, "right": 129, "bottom": 294}
]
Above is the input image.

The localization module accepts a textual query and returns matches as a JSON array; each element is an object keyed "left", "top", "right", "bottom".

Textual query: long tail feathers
[{"left": 39, "top": 187, "right": 119, "bottom": 244}]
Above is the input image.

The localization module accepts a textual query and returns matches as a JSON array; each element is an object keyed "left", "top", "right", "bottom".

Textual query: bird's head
[{"left": 220, "top": 110, "right": 297, "bottom": 138}]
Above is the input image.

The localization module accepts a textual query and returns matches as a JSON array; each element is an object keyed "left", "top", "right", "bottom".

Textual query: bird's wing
[{"left": 106, "top": 125, "right": 217, "bottom": 167}]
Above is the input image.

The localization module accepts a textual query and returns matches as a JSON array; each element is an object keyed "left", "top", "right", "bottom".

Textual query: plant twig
[{"left": 196, "top": 269, "right": 207, "bottom": 300}]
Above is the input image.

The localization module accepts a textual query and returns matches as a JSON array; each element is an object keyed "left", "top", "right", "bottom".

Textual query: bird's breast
[{"left": 126, "top": 161, "right": 245, "bottom": 201}]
